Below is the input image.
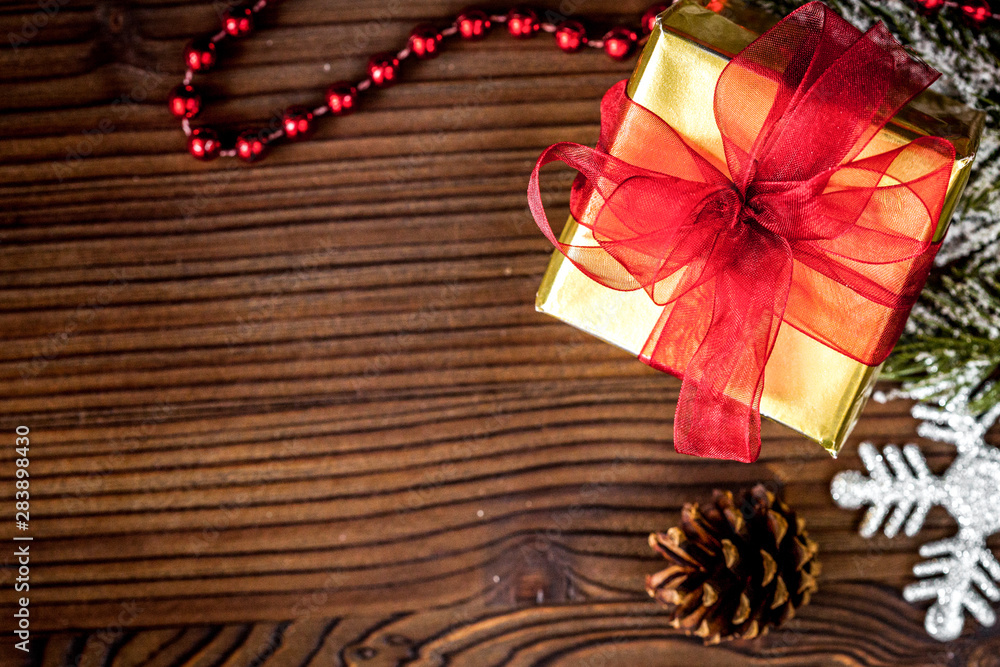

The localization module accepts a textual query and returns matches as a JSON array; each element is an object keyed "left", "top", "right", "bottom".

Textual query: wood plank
[{"left": 2, "top": 0, "right": 997, "bottom": 664}]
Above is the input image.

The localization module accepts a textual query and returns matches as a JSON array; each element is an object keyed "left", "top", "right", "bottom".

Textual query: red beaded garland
[
  {"left": 368, "top": 53, "right": 400, "bottom": 87},
  {"left": 641, "top": 4, "right": 670, "bottom": 34},
  {"left": 554, "top": 20, "right": 586, "bottom": 53},
  {"left": 282, "top": 106, "right": 314, "bottom": 141},
  {"left": 168, "top": 84, "right": 201, "bottom": 119},
  {"left": 603, "top": 27, "right": 637, "bottom": 60},
  {"left": 457, "top": 9, "right": 491, "bottom": 39},
  {"left": 409, "top": 24, "right": 442, "bottom": 59},
  {"left": 184, "top": 37, "right": 217, "bottom": 72},
  {"left": 187, "top": 127, "right": 221, "bottom": 161},
  {"left": 223, "top": 6, "right": 254, "bottom": 37},
  {"left": 172, "top": 4, "right": 713, "bottom": 162},
  {"left": 912, "top": 0, "right": 946, "bottom": 12},
  {"left": 507, "top": 7, "right": 540, "bottom": 38},
  {"left": 959, "top": 0, "right": 993, "bottom": 24},
  {"left": 236, "top": 131, "right": 267, "bottom": 162},
  {"left": 326, "top": 82, "right": 358, "bottom": 115},
  {"left": 172, "top": 0, "right": 999, "bottom": 162}
]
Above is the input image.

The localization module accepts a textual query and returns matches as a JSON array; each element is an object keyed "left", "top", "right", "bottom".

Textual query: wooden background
[{"left": 2, "top": 0, "right": 998, "bottom": 665}]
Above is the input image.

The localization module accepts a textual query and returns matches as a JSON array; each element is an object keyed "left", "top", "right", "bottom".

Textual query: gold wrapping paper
[{"left": 535, "top": 0, "right": 984, "bottom": 455}]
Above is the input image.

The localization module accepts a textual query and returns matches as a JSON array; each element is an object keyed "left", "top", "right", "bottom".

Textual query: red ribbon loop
[{"left": 528, "top": 1, "right": 955, "bottom": 462}]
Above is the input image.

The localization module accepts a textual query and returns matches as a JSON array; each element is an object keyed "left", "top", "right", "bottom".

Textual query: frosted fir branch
[
  {"left": 884, "top": 271, "right": 1000, "bottom": 416},
  {"left": 939, "top": 134, "right": 1000, "bottom": 269}
]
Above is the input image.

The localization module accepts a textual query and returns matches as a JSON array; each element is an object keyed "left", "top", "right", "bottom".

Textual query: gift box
[{"left": 533, "top": 0, "right": 984, "bottom": 459}]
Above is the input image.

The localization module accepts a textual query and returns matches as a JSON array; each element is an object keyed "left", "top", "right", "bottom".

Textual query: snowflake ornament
[{"left": 831, "top": 404, "right": 1000, "bottom": 641}]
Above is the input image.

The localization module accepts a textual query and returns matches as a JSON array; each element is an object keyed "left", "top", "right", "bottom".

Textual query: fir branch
[{"left": 883, "top": 270, "right": 1000, "bottom": 416}]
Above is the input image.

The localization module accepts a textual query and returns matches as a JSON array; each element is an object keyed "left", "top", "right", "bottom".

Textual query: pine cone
[{"left": 646, "top": 484, "right": 820, "bottom": 644}]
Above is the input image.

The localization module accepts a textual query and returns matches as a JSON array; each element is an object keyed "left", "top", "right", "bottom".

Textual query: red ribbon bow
[{"left": 528, "top": 2, "right": 954, "bottom": 462}]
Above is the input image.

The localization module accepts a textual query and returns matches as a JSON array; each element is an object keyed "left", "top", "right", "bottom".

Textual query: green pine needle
[{"left": 882, "top": 271, "right": 1000, "bottom": 415}]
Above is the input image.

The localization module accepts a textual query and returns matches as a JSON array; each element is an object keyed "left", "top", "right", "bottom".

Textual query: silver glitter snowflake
[{"left": 831, "top": 403, "right": 1000, "bottom": 641}]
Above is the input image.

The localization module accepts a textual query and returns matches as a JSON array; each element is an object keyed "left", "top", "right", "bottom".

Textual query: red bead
[
  {"left": 168, "top": 84, "right": 201, "bottom": 119},
  {"left": 235, "top": 131, "right": 267, "bottom": 162},
  {"left": 282, "top": 106, "right": 314, "bottom": 141},
  {"left": 456, "top": 9, "right": 491, "bottom": 40},
  {"left": 223, "top": 6, "right": 254, "bottom": 37},
  {"left": 187, "top": 128, "right": 220, "bottom": 161},
  {"left": 506, "top": 7, "right": 539, "bottom": 38},
  {"left": 958, "top": 0, "right": 992, "bottom": 24},
  {"left": 913, "top": 0, "right": 946, "bottom": 13},
  {"left": 603, "top": 27, "right": 637, "bottom": 60},
  {"left": 184, "top": 37, "right": 217, "bottom": 72},
  {"left": 641, "top": 4, "right": 670, "bottom": 34},
  {"left": 408, "top": 24, "right": 442, "bottom": 59},
  {"left": 554, "top": 20, "right": 586, "bottom": 53},
  {"left": 368, "top": 53, "right": 399, "bottom": 87},
  {"left": 326, "top": 82, "right": 358, "bottom": 115}
]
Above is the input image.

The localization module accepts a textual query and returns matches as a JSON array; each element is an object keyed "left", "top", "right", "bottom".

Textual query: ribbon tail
[
  {"left": 648, "top": 228, "right": 793, "bottom": 463},
  {"left": 674, "top": 320, "right": 765, "bottom": 463},
  {"left": 676, "top": 375, "right": 762, "bottom": 462}
]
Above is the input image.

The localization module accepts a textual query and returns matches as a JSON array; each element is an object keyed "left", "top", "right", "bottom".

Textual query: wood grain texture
[{"left": 2, "top": 0, "right": 998, "bottom": 665}]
